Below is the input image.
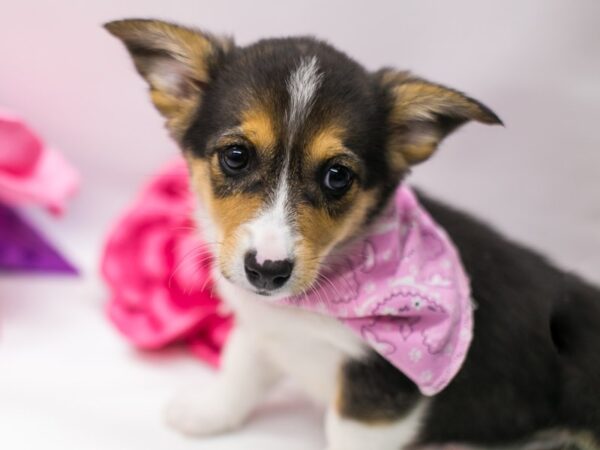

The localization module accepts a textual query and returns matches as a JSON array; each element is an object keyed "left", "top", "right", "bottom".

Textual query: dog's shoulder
[
  {"left": 414, "top": 188, "right": 600, "bottom": 445},
  {"left": 414, "top": 188, "right": 576, "bottom": 314}
]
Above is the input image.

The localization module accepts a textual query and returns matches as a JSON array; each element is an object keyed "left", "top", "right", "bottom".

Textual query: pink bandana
[{"left": 280, "top": 185, "right": 474, "bottom": 396}]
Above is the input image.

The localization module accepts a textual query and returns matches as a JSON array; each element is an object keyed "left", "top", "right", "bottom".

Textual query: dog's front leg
[
  {"left": 325, "top": 356, "right": 427, "bottom": 450},
  {"left": 164, "top": 326, "right": 279, "bottom": 436},
  {"left": 325, "top": 402, "right": 428, "bottom": 450}
]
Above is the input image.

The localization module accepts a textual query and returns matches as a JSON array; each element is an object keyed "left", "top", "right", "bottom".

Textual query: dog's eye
[
  {"left": 220, "top": 145, "right": 250, "bottom": 174},
  {"left": 323, "top": 164, "right": 354, "bottom": 195}
]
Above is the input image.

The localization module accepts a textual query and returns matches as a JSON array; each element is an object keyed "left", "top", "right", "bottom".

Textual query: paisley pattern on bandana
[{"left": 281, "top": 186, "right": 474, "bottom": 396}]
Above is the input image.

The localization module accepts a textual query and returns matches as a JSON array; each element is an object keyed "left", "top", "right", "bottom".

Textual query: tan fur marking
[
  {"left": 306, "top": 124, "right": 347, "bottom": 162},
  {"left": 107, "top": 19, "right": 219, "bottom": 85},
  {"left": 381, "top": 72, "right": 500, "bottom": 167},
  {"left": 385, "top": 80, "right": 462, "bottom": 166},
  {"left": 151, "top": 91, "right": 199, "bottom": 140},
  {"left": 378, "top": 69, "right": 413, "bottom": 88},
  {"left": 106, "top": 19, "right": 233, "bottom": 141},
  {"left": 240, "top": 107, "right": 278, "bottom": 153},
  {"left": 187, "top": 157, "right": 213, "bottom": 209},
  {"left": 390, "top": 82, "right": 484, "bottom": 124},
  {"left": 211, "top": 193, "right": 263, "bottom": 277},
  {"left": 576, "top": 432, "right": 600, "bottom": 450},
  {"left": 305, "top": 124, "right": 363, "bottom": 184},
  {"left": 334, "top": 371, "right": 417, "bottom": 425},
  {"left": 386, "top": 133, "right": 438, "bottom": 168},
  {"left": 187, "top": 157, "right": 264, "bottom": 278},
  {"left": 294, "top": 189, "right": 378, "bottom": 292}
]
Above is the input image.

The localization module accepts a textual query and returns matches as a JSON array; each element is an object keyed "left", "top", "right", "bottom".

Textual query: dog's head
[{"left": 106, "top": 19, "right": 501, "bottom": 298}]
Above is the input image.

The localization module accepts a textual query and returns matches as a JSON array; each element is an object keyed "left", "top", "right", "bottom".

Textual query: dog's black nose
[{"left": 244, "top": 251, "right": 293, "bottom": 291}]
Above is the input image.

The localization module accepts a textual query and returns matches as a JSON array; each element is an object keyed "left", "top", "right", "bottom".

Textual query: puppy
[{"left": 105, "top": 19, "right": 600, "bottom": 450}]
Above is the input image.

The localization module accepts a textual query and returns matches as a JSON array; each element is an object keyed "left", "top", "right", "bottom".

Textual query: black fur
[
  {"left": 340, "top": 190, "right": 600, "bottom": 448},
  {"left": 340, "top": 353, "right": 421, "bottom": 423}
]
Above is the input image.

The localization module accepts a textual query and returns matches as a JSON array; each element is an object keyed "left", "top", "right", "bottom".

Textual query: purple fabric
[{"left": 0, "top": 203, "right": 77, "bottom": 274}]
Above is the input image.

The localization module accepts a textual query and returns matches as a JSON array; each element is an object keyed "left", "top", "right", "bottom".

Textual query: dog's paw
[{"left": 164, "top": 388, "right": 243, "bottom": 437}]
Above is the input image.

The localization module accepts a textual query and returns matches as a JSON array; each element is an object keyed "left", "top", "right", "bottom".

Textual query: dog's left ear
[
  {"left": 376, "top": 70, "right": 502, "bottom": 169},
  {"left": 105, "top": 19, "right": 233, "bottom": 139}
]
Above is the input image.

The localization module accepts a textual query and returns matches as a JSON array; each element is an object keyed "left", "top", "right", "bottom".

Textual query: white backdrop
[{"left": 1, "top": 1, "right": 599, "bottom": 449}]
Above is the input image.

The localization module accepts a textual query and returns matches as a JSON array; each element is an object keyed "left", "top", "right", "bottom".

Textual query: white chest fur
[
  {"left": 216, "top": 276, "right": 367, "bottom": 404},
  {"left": 166, "top": 274, "right": 426, "bottom": 449}
]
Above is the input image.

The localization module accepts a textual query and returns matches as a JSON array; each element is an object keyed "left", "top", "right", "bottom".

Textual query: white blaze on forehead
[
  {"left": 286, "top": 55, "right": 323, "bottom": 146},
  {"left": 236, "top": 57, "right": 323, "bottom": 270}
]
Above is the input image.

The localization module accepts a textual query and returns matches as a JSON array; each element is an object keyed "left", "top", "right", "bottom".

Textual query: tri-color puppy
[{"left": 106, "top": 19, "right": 600, "bottom": 450}]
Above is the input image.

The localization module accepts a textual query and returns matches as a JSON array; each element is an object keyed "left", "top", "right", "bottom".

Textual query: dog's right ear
[{"left": 105, "top": 19, "right": 233, "bottom": 139}]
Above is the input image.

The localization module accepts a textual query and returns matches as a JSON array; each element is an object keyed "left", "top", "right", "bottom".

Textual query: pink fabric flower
[
  {"left": 101, "top": 159, "right": 232, "bottom": 367},
  {"left": 0, "top": 109, "right": 79, "bottom": 214}
]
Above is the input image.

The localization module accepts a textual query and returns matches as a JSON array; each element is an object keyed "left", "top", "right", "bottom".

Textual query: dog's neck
[{"left": 210, "top": 184, "right": 474, "bottom": 396}]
